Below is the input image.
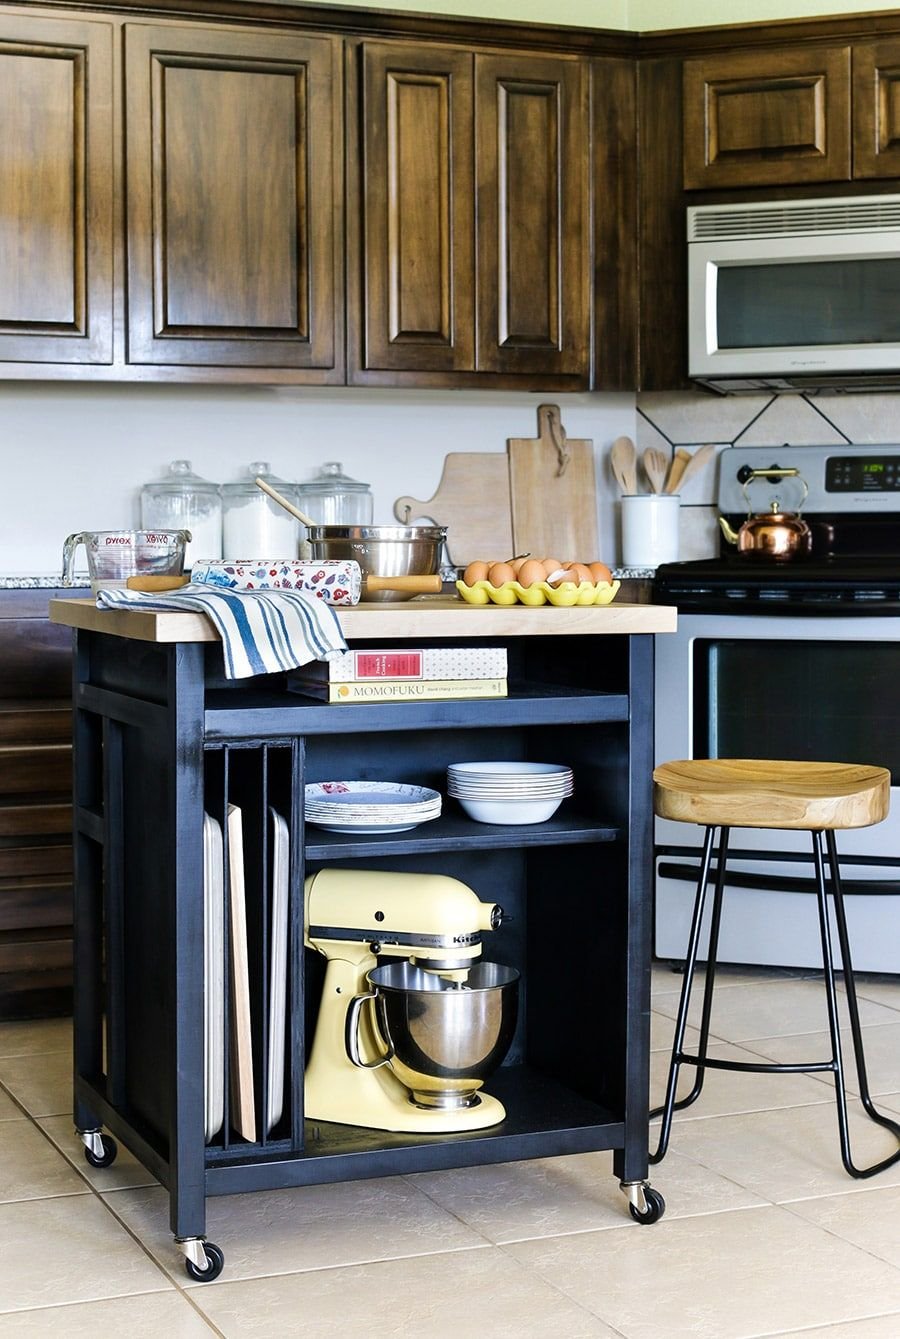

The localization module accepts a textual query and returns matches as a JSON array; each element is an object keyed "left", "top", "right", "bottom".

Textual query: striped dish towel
[{"left": 96, "top": 586, "right": 348, "bottom": 679}]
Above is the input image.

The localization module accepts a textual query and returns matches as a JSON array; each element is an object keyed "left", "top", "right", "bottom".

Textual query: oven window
[
  {"left": 693, "top": 640, "right": 898, "bottom": 779},
  {"left": 716, "top": 258, "right": 900, "bottom": 349}
]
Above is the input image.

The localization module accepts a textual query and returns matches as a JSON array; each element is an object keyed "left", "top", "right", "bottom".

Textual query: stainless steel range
[{"left": 653, "top": 444, "right": 900, "bottom": 973}]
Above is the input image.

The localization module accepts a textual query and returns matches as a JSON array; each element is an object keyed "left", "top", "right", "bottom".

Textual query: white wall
[{"left": 2, "top": 383, "right": 634, "bottom": 575}]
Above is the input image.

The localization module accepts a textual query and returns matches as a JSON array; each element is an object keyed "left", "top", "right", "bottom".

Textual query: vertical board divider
[
  {"left": 221, "top": 747, "right": 232, "bottom": 1153},
  {"left": 259, "top": 745, "right": 270, "bottom": 1146},
  {"left": 289, "top": 736, "right": 306, "bottom": 1151}
]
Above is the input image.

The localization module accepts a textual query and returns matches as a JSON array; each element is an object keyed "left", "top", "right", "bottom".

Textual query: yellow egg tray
[{"left": 455, "top": 578, "right": 621, "bottom": 607}]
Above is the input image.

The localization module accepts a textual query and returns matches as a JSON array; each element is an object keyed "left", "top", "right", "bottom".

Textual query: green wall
[{"left": 323, "top": 0, "right": 900, "bottom": 31}]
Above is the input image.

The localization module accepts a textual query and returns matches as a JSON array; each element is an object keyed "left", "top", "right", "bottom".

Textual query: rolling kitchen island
[{"left": 50, "top": 595, "right": 676, "bottom": 1280}]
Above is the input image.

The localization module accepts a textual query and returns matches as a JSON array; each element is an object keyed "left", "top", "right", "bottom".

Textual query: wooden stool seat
[
  {"left": 650, "top": 755, "right": 900, "bottom": 1180},
  {"left": 654, "top": 759, "right": 890, "bottom": 831}
]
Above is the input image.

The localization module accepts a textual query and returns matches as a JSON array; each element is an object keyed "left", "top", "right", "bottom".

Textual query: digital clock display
[{"left": 825, "top": 455, "right": 900, "bottom": 491}]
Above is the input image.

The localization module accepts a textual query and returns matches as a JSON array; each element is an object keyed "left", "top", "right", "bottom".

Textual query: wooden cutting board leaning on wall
[
  {"left": 507, "top": 404, "right": 599, "bottom": 561},
  {"left": 393, "top": 454, "right": 514, "bottom": 568}
]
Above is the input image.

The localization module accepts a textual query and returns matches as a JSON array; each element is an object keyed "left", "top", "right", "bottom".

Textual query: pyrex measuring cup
[{"left": 61, "top": 530, "right": 191, "bottom": 594}]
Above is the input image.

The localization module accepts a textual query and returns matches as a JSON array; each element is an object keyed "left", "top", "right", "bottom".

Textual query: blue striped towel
[{"left": 96, "top": 586, "right": 348, "bottom": 679}]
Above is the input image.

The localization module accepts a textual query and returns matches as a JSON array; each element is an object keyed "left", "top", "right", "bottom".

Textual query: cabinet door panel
[
  {"left": 126, "top": 25, "right": 341, "bottom": 370},
  {"left": 475, "top": 54, "right": 589, "bottom": 377},
  {"left": 0, "top": 15, "right": 112, "bottom": 363},
  {"left": 683, "top": 47, "right": 851, "bottom": 189},
  {"left": 853, "top": 40, "right": 900, "bottom": 178},
  {"left": 360, "top": 43, "right": 474, "bottom": 372}
]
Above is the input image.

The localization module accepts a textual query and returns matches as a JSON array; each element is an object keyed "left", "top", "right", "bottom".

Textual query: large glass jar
[
  {"left": 295, "top": 462, "right": 373, "bottom": 526},
  {"left": 140, "top": 460, "right": 222, "bottom": 566},
  {"left": 221, "top": 462, "right": 300, "bottom": 558}
]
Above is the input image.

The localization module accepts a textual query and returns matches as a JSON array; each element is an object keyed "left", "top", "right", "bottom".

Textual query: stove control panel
[
  {"left": 719, "top": 444, "right": 900, "bottom": 513},
  {"left": 826, "top": 455, "right": 900, "bottom": 492}
]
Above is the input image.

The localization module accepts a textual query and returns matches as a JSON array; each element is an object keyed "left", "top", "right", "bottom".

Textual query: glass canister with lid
[
  {"left": 295, "top": 462, "right": 374, "bottom": 526},
  {"left": 221, "top": 462, "right": 300, "bottom": 558},
  {"left": 140, "top": 460, "right": 222, "bottom": 566}
]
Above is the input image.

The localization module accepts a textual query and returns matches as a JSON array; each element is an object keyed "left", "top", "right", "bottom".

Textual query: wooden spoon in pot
[
  {"left": 610, "top": 436, "right": 638, "bottom": 495},
  {"left": 642, "top": 448, "right": 668, "bottom": 495}
]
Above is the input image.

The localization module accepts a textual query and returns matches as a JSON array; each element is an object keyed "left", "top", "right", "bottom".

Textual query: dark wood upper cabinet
[
  {"left": 683, "top": 46, "right": 852, "bottom": 189},
  {"left": 352, "top": 40, "right": 590, "bottom": 385},
  {"left": 357, "top": 43, "right": 475, "bottom": 374},
  {"left": 853, "top": 40, "right": 900, "bottom": 179},
  {"left": 475, "top": 53, "right": 589, "bottom": 377},
  {"left": 125, "top": 24, "right": 343, "bottom": 374},
  {"left": 0, "top": 12, "right": 113, "bottom": 364}
]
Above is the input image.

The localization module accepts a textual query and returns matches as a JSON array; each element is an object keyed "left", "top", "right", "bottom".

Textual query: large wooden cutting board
[
  {"left": 393, "top": 453, "right": 513, "bottom": 567},
  {"left": 508, "top": 405, "right": 599, "bottom": 561}
]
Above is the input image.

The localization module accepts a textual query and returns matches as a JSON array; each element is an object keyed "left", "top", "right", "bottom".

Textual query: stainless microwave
[{"left": 688, "top": 194, "right": 900, "bottom": 393}]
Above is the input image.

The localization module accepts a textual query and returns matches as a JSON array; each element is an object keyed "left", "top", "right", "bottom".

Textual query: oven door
[{"left": 654, "top": 612, "right": 900, "bottom": 972}]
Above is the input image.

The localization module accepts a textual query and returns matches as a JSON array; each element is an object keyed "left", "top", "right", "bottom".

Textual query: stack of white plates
[
  {"left": 305, "top": 781, "right": 442, "bottom": 834},
  {"left": 447, "top": 762, "right": 574, "bottom": 825}
]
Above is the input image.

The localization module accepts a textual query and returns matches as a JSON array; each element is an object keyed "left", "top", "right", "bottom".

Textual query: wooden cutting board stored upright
[
  {"left": 394, "top": 454, "right": 513, "bottom": 567},
  {"left": 507, "top": 404, "right": 599, "bottom": 561}
]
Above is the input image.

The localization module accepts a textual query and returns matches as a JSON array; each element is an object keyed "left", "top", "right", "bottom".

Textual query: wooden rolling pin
[{"left": 126, "top": 573, "right": 442, "bottom": 596}]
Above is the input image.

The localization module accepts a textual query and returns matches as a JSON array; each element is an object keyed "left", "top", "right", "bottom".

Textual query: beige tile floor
[{"left": 0, "top": 965, "right": 897, "bottom": 1337}]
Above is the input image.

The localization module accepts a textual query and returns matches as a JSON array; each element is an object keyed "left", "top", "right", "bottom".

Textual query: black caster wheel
[
  {"left": 184, "top": 1242, "right": 225, "bottom": 1283},
  {"left": 84, "top": 1134, "right": 118, "bottom": 1169},
  {"left": 629, "top": 1186, "right": 665, "bottom": 1225}
]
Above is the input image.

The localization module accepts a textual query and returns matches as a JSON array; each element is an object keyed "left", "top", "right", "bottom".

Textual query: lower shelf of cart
[{"left": 204, "top": 1066, "right": 626, "bottom": 1193}]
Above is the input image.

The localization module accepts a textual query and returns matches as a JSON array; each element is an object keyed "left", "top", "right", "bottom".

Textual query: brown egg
[
  {"left": 541, "top": 557, "right": 562, "bottom": 577},
  {"left": 463, "top": 560, "right": 490, "bottom": 586},
  {"left": 564, "top": 562, "right": 594, "bottom": 585},
  {"left": 544, "top": 568, "right": 571, "bottom": 587},
  {"left": 488, "top": 561, "right": 516, "bottom": 586},
  {"left": 588, "top": 561, "right": 613, "bottom": 585},
  {"left": 517, "top": 559, "right": 547, "bottom": 588},
  {"left": 509, "top": 555, "right": 529, "bottom": 576}
]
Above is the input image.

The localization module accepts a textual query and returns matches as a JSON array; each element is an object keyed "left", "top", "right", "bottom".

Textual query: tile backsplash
[{"left": 636, "top": 389, "right": 900, "bottom": 561}]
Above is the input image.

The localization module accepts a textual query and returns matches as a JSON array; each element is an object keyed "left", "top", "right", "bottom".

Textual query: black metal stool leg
[
  {"left": 818, "top": 830, "right": 900, "bottom": 1178},
  {"left": 650, "top": 825, "right": 729, "bottom": 1164}
]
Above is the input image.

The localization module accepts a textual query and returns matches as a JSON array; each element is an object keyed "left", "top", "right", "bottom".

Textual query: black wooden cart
[{"left": 55, "top": 600, "right": 670, "bottom": 1279}]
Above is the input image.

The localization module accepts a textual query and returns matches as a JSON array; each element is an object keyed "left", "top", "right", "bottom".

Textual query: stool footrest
[{"left": 675, "top": 1053, "right": 836, "bottom": 1077}]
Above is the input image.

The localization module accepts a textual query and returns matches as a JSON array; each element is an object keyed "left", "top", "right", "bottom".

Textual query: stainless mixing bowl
[
  {"left": 306, "top": 525, "right": 446, "bottom": 602},
  {"left": 362, "top": 960, "right": 519, "bottom": 1109}
]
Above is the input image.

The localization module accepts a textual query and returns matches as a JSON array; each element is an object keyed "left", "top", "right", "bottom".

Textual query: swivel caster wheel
[
  {"left": 629, "top": 1187, "right": 666, "bottom": 1225},
  {"left": 181, "top": 1240, "right": 225, "bottom": 1283},
  {"left": 620, "top": 1179, "right": 665, "bottom": 1225},
  {"left": 80, "top": 1131, "right": 118, "bottom": 1169}
]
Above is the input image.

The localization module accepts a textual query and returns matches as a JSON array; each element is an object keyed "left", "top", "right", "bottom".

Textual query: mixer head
[{"left": 304, "top": 868, "right": 504, "bottom": 970}]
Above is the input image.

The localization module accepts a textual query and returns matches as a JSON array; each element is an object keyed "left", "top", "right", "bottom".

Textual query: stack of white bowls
[{"left": 447, "top": 762, "right": 574, "bottom": 825}]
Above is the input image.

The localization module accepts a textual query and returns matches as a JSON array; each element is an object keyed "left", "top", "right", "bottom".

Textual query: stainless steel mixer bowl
[
  {"left": 366, "top": 960, "right": 519, "bottom": 1109},
  {"left": 306, "top": 525, "right": 446, "bottom": 603}
]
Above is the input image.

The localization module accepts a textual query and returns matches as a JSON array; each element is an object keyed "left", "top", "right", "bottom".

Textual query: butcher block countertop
[{"left": 49, "top": 596, "right": 676, "bottom": 642}]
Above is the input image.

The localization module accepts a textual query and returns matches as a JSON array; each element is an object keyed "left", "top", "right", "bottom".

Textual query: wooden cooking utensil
[
  {"left": 126, "top": 575, "right": 190, "bottom": 591},
  {"left": 676, "top": 443, "right": 717, "bottom": 491},
  {"left": 664, "top": 447, "right": 692, "bottom": 494},
  {"left": 642, "top": 448, "right": 668, "bottom": 495},
  {"left": 394, "top": 453, "right": 513, "bottom": 568},
  {"left": 507, "top": 405, "right": 599, "bottom": 560},
  {"left": 610, "top": 436, "right": 638, "bottom": 495},
  {"left": 254, "top": 475, "right": 318, "bottom": 528}
]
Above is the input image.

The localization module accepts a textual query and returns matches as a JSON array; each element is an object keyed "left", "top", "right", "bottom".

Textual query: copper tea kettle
[{"left": 719, "top": 467, "right": 812, "bottom": 560}]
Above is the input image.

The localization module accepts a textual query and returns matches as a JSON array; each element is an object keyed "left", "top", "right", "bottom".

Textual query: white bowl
[
  {"left": 448, "top": 761, "right": 571, "bottom": 781},
  {"left": 456, "top": 795, "right": 564, "bottom": 825}
]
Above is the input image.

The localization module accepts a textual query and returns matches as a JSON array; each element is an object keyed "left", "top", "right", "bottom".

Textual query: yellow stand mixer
[{"left": 304, "top": 868, "right": 519, "bottom": 1134}]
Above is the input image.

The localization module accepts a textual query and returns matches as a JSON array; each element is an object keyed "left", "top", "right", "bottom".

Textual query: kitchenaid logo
[{"left": 788, "top": 360, "right": 827, "bottom": 366}]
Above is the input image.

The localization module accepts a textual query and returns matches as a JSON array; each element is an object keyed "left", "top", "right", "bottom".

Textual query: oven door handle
[{"left": 657, "top": 860, "right": 899, "bottom": 897}]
